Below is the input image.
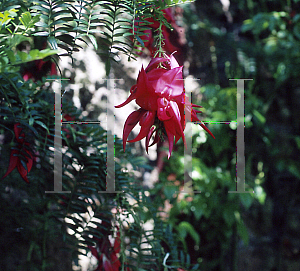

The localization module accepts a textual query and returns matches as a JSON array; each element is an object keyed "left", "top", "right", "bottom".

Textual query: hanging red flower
[
  {"left": 2, "top": 123, "right": 34, "bottom": 183},
  {"left": 89, "top": 225, "right": 131, "bottom": 271},
  {"left": 115, "top": 55, "right": 214, "bottom": 158}
]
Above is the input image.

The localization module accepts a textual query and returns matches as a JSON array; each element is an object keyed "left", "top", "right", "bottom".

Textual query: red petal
[
  {"left": 165, "top": 129, "right": 174, "bottom": 159},
  {"left": 148, "top": 128, "right": 159, "bottom": 149},
  {"left": 162, "top": 101, "right": 186, "bottom": 150},
  {"left": 145, "top": 126, "right": 156, "bottom": 153},
  {"left": 115, "top": 86, "right": 137, "bottom": 108},
  {"left": 169, "top": 54, "right": 180, "bottom": 69},
  {"left": 198, "top": 122, "right": 215, "bottom": 139},
  {"left": 192, "top": 103, "right": 203, "bottom": 108},
  {"left": 89, "top": 246, "right": 100, "bottom": 260},
  {"left": 128, "top": 111, "right": 155, "bottom": 143},
  {"left": 163, "top": 8, "right": 176, "bottom": 24},
  {"left": 145, "top": 57, "right": 167, "bottom": 72},
  {"left": 161, "top": 100, "right": 185, "bottom": 139},
  {"left": 157, "top": 98, "right": 172, "bottom": 121},
  {"left": 147, "top": 68, "right": 167, "bottom": 88},
  {"left": 1, "top": 150, "right": 18, "bottom": 179},
  {"left": 122, "top": 109, "right": 146, "bottom": 151},
  {"left": 113, "top": 231, "right": 121, "bottom": 253},
  {"left": 17, "top": 150, "right": 33, "bottom": 183},
  {"left": 50, "top": 62, "right": 57, "bottom": 75},
  {"left": 14, "top": 123, "right": 23, "bottom": 142},
  {"left": 110, "top": 253, "right": 121, "bottom": 271},
  {"left": 135, "top": 67, "right": 158, "bottom": 111},
  {"left": 155, "top": 66, "right": 184, "bottom": 98},
  {"left": 35, "top": 59, "right": 45, "bottom": 70}
]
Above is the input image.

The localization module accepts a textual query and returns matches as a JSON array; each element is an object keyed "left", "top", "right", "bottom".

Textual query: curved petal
[
  {"left": 147, "top": 68, "right": 167, "bottom": 90},
  {"left": 155, "top": 66, "right": 184, "bottom": 98},
  {"left": 158, "top": 99, "right": 184, "bottom": 138},
  {"left": 128, "top": 111, "right": 155, "bottom": 143},
  {"left": 17, "top": 149, "right": 33, "bottom": 183},
  {"left": 122, "top": 109, "right": 146, "bottom": 151},
  {"left": 145, "top": 57, "right": 167, "bottom": 72},
  {"left": 1, "top": 150, "right": 18, "bottom": 180},
  {"left": 169, "top": 101, "right": 185, "bottom": 138},
  {"left": 115, "top": 85, "right": 137, "bottom": 108},
  {"left": 192, "top": 103, "right": 203, "bottom": 108},
  {"left": 14, "top": 123, "right": 25, "bottom": 143},
  {"left": 169, "top": 54, "right": 180, "bottom": 69},
  {"left": 198, "top": 122, "right": 215, "bottom": 139},
  {"left": 165, "top": 128, "right": 174, "bottom": 159},
  {"left": 157, "top": 98, "right": 172, "bottom": 121},
  {"left": 161, "top": 100, "right": 186, "bottom": 152},
  {"left": 145, "top": 126, "right": 156, "bottom": 154},
  {"left": 135, "top": 67, "right": 158, "bottom": 111},
  {"left": 145, "top": 126, "right": 159, "bottom": 153}
]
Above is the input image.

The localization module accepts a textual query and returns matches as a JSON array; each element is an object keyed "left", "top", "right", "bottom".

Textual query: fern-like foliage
[
  {"left": 0, "top": 1, "right": 199, "bottom": 270},
  {"left": 25, "top": 0, "right": 155, "bottom": 74},
  {"left": 1, "top": 0, "right": 195, "bottom": 75}
]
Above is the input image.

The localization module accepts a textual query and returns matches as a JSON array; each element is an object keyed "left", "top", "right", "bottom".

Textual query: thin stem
[{"left": 154, "top": 18, "right": 165, "bottom": 58}]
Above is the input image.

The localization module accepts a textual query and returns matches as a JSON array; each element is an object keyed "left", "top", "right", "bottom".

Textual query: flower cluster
[
  {"left": 115, "top": 55, "right": 214, "bottom": 158},
  {"left": 2, "top": 123, "right": 34, "bottom": 183}
]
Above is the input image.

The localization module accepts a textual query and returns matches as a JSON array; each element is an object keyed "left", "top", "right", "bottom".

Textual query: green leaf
[
  {"left": 240, "top": 193, "right": 253, "bottom": 210},
  {"left": 87, "top": 34, "right": 98, "bottom": 50},
  {"left": 33, "top": 31, "right": 49, "bottom": 36},
  {"left": 164, "top": 185, "right": 178, "bottom": 200},
  {"left": 135, "top": 35, "right": 145, "bottom": 47},
  {"left": 47, "top": 36, "right": 58, "bottom": 50},
  {"left": 0, "top": 9, "right": 18, "bottom": 27},
  {"left": 6, "top": 50, "right": 16, "bottom": 63},
  {"left": 20, "top": 12, "right": 31, "bottom": 28},
  {"left": 253, "top": 109, "right": 266, "bottom": 124},
  {"left": 160, "top": 0, "right": 196, "bottom": 9},
  {"left": 35, "top": 120, "right": 50, "bottom": 134},
  {"left": 17, "top": 51, "right": 28, "bottom": 61},
  {"left": 236, "top": 220, "right": 249, "bottom": 245},
  {"left": 8, "top": 34, "right": 31, "bottom": 48},
  {"left": 177, "top": 221, "right": 200, "bottom": 246}
]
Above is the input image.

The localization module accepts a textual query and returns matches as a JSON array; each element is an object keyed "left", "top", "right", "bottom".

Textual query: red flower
[
  {"left": 2, "top": 123, "right": 34, "bottom": 183},
  {"left": 115, "top": 55, "right": 214, "bottom": 158},
  {"left": 22, "top": 42, "right": 57, "bottom": 81},
  {"left": 22, "top": 59, "right": 57, "bottom": 81},
  {"left": 89, "top": 225, "right": 132, "bottom": 271}
]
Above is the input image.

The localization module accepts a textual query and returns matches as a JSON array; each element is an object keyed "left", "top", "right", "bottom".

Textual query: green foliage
[
  {"left": 242, "top": 11, "right": 300, "bottom": 85},
  {"left": 0, "top": 5, "right": 58, "bottom": 73},
  {"left": 155, "top": 0, "right": 195, "bottom": 9},
  {"left": 0, "top": 1, "right": 200, "bottom": 270},
  {"left": 0, "top": 70, "right": 196, "bottom": 270}
]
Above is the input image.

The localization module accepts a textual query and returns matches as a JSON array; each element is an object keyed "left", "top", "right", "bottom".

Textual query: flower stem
[{"left": 154, "top": 13, "right": 165, "bottom": 58}]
